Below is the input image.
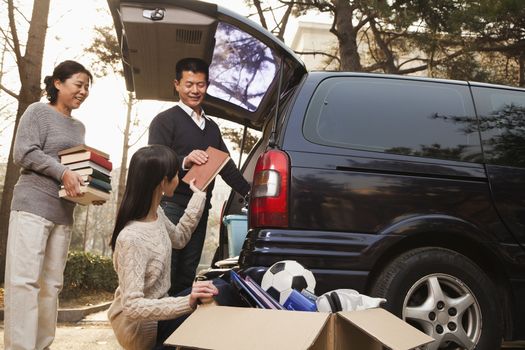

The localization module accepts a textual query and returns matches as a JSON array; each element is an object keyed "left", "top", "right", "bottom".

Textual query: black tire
[{"left": 370, "top": 247, "right": 502, "bottom": 350}]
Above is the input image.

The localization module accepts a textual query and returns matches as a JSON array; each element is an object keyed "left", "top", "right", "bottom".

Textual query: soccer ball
[{"left": 261, "top": 260, "right": 316, "bottom": 305}]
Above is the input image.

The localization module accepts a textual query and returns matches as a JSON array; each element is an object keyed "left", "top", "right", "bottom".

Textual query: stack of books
[{"left": 58, "top": 145, "right": 112, "bottom": 205}]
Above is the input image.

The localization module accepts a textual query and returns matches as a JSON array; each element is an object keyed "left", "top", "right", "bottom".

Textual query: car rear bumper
[{"left": 238, "top": 228, "right": 403, "bottom": 294}]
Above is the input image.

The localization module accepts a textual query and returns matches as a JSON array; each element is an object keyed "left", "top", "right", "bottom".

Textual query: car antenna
[{"left": 269, "top": 56, "right": 284, "bottom": 149}]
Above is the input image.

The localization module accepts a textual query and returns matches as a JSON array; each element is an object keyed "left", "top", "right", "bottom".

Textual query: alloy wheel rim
[{"left": 402, "top": 273, "right": 482, "bottom": 350}]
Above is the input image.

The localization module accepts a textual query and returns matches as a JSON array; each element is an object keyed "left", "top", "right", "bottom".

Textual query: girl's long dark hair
[{"left": 110, "top": 144, "right": 180, "bottom": 251}]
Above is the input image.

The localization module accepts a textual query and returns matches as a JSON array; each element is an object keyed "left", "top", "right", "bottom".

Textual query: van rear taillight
[{"left": 249, "top": 150, "right": 289, "bottom": 228}]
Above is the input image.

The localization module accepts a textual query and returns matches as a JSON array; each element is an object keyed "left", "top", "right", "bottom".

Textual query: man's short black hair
[{"left": 175, "top": 57, "right": 209, "bottom": 82}]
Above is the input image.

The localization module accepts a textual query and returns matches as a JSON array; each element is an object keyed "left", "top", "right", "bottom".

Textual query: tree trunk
[
  {"left": 369, "top": 17, "right": 397, "bottom": 74},
  {"left": 519, "top": 52, "right": 524, "bottom": 87},
  {"left": 332, "top": 0, "right": 362, "bottom": 72},
  {"left": 101, "top": 230, "right": 107, "bottom": 256},
  {"left": 0, "top": 0, "right": 51, "bottom": 283},
  {"left": 116, "top": 92, "right": 133, "bottom": 212},
  {"left": 82, "top": 206, "right": 90, "bottom": 252}
]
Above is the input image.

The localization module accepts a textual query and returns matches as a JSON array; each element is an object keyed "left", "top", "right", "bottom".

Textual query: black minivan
[{"left": 109, "top": 1, "right": 525, "bottom": 348}]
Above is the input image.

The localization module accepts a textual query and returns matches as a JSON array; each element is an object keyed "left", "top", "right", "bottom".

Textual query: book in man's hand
[
  {"left": 58, "top": 185, "right": 110, "bottom": 206},
  {"left": 182, "top": 146, "right": 230, "bottom": 191}
]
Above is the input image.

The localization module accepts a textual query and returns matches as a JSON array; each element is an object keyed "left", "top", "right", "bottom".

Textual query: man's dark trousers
[{"left": 161, "top": 200, "right": 210, "bottom": 296}]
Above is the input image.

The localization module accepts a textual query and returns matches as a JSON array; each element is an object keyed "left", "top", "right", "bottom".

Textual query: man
[{"left": 149, "top": 57, "right": 250, "bottom": 295}]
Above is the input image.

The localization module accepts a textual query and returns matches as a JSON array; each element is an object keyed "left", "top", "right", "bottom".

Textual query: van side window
[
  {"left": 471, "top": 86, "right": 525, "bottom": 168},
  {"left": 303, "top": 77, "right": 482, "bottom": 162}
]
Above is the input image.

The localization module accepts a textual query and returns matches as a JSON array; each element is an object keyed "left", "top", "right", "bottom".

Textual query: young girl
[
  {"left": 108, "top": 145, "right": 220, "bottom": 350},
  {"left": 5, "top": 60, "right": 93, "bottom": 350}
]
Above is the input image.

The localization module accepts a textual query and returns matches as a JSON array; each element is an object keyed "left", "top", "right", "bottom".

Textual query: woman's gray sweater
[{"left": 10, "top": 102, "right": 85, "bottom": 225}]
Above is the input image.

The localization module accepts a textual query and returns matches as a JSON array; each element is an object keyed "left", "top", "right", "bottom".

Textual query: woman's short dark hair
[
  {"left": 43, "top": 60, "right": 93, "bottom": 104},
  {"left": 110, "top": 144, "right": 180, "bottom": 250},
  {"left": 175, "top": 57, "right": 209, "bottom": 82}
]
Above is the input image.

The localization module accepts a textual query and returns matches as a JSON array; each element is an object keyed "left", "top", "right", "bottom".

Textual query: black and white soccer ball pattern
[{"left": 261, "top": 260, "right": 316, "bottom": 305}]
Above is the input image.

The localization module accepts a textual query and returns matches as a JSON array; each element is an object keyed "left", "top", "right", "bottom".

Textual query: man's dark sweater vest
[{"left": 148, "top": 105, "right": 250, "bottom": 208}]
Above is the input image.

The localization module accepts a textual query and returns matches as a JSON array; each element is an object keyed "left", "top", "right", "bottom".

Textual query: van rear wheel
[{"left": 370, "top": 247, "right": 502, "bottom": 350}]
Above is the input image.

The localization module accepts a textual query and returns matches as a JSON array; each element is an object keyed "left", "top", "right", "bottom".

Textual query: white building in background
[{"left": 290, "top": 20, "right": 339, "bottom": 71}]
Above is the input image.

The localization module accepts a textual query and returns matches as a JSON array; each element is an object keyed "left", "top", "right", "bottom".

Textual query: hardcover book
[
  {"left": 75, "top": 168, "right": 111, "bottom": 182},
  {"left": 85, "top": 177, "right": 112, "bottom": 192},
  {"left": 182, "top": 146, "right": 230, "bottom": 191},
  {"left": 58, "top": 144, "right": 109, "bottom": 159},
  {"left": 58, "top": 185, "right": 110, "bottom": 205},
  {"left": 230, "top": 270, "right": 266, "bottom": 309},
  {"left": 61, "top": 150, "right": 113, "bottom": 171},
  {"left": 230, "top": 270, "right": 284, "bottom": 310},
  {"left": 61, "top": 178, "right": 111, "bottom": 193},
  {"left": 66, "top": 161, "right": 111, "bottom": 176}
]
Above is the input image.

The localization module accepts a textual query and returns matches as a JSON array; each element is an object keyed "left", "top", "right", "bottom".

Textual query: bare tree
[
  {"left": 245, "top": 0, "right": 368, "bottom": 71},
  {"left": 0, "top": 0, "right": 51, "bottom": 283},
  {"left": 84, "top": 25, "right": 144, "bottom": 211},
  {"left": 245, "top": 0, "right": 296, "bottom": 41},
  {"left": 0, "top": 37, "right": 17, "bottom": 154}
]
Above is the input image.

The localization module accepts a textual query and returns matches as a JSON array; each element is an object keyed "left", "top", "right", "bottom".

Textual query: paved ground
[
  {"left": 0, "top": 309, "right": 524, "bottom": 349},
  {"left": 0, "top": 310, "right": 122, "bottom": 349}
]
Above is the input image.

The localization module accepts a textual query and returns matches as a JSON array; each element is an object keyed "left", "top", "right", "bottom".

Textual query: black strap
[
  {"left": 325, "top": 293, "right": 336, "bottom": 312},
  {"left": 330, "top": 292, "right": 342, "bottom": 312}
]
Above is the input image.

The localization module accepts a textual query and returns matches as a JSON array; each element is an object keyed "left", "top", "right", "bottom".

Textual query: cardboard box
[{"left": 165, "top": 305, "right": 434, "bottom": 350}]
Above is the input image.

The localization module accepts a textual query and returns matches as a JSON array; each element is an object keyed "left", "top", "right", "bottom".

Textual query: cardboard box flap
[
  {"left": 337, "top": 308, "right": 434, "bottom": 350},
  {"left": 165, "top": 306, "right": 330, "bottom": 350}
]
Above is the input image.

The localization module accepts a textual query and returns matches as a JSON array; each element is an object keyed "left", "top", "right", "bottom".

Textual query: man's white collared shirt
[{"left": 178, "top": 101, "right": 207, "bottom": 130}]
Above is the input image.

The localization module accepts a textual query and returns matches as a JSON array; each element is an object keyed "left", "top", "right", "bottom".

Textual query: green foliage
[
  {"left": 84, "top": 25, "right": 122, "bottom": 78},
  {"left": 433, "top": 52, "right": 491, "bottom": 82},
  {"left": 255, "top": 0, "right": 524, "bottom": 84},
  {"left": 62, "top": 251, "right": 117, "bottom": 298},
  {"left": 222, "top": 127, "right": 260, "bottom": 154}
]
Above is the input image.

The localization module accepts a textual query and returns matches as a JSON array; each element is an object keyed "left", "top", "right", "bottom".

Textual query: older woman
[{"left": 4, "top": 60, "right": 93, "bottom": 350}]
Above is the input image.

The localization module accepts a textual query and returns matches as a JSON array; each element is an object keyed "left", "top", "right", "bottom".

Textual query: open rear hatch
[{"left": 107, "top": 0, "right": 307, "bottom": 130}]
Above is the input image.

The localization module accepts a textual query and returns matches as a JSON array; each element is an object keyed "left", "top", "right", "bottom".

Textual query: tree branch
[
  {"left": 397, "top": 56, "right": 426, "bottom": 69},
  {"left": 252, "top": 0, "right": 268, "bottom": 30},
  {"left": 354, "top": 12, "right": 371, "bottom": 32},
  {"left": 329, "top": 10, "right": 341, "bottom": 40},
  {"left": 7, "top": 0, "right": 22, "bottom": 64},
  {"left": 368, "top": 17, "right": 396, "bottom": 73},
  {"left": 0, "top": 24, "right": 16, "bottom": 55},
  {"left": 0, "top": 82, "right": 19, "bottom": 99},
  {"left": 294, "top": 50, "right": 341, "bottom": 64},
  {"left": 14, "top": 4, "right": 30, "bottom": 24},
  {"left": 129, "top": 127, "right": 148, "bottom": 147},
  {"left": 397, "top": 64, "right": 430, "bottom": 75},
  {"left": 394, "top": 48, "right": 469, "bottom": 75},
  {"left": 277, "top": 0, "right": 295, "bottom": 41},
  {"left": 293, "top": 0, "right": 333, "bottom": 12},
  {"left": 476, "top": 40, "right": 525, "bottom": 53}
]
